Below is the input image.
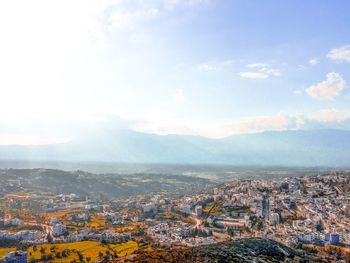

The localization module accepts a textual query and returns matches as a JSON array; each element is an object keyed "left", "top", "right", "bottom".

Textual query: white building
[
  {"left": 269, "top": 213, "right": 280, "bottom": 225},
  {"left": 142, "top": 203, "right": 156, "bottom": 213},
  {"left": 50, "top": 218, "right": 58, "bottom": 226},
  {"left": 182, "top": 205, "right": 191, "bottom": 215},
  {"left": 195, "top": 205, "right": 203, "bottom": 216},
  {"left": 4, "top": 218, "right": 22, "bottom": 227},
  {"left": 53, "top": 224, "right": 66, "bottom": 237}
]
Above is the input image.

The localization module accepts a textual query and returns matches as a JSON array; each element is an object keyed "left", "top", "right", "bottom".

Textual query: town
[{"left": 0, "top": 169, "right": 350, "bottom": 262}]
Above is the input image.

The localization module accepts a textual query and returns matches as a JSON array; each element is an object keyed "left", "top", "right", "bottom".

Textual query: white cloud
[
  {"left": 129, "top": 112, "right": 305, "bottom": 138},
  {"left": 93, "top": 0, "right": 208, "bottom": 33},
  {"left": 239, "top": 63, "right": 280, "bottom": 79},
  {"left": 130, "top": 109, "right": 350, "bottom": 138},
  {"left": 308, "top": 57, "right": 319, "bottom": 65},
  {"left": 164, "top": 0, "right": 208, "bottom": 9},
  {"left": 105, "top": 0, "right": 208, "bottom": 32},
  {"left": 108, "top": 7, "right": 159, "bottom": 32},
  {"left": 327, "top": 45, "right": 350, "bottom": 63},
  {"left": 293, "top": 90, "right": 302, "bottom": 95},
  {"left": 197, "top": 60, "right": 233, "bottom": 71},
  {"left": 297, "top": 65, "right": 307, "bottom": 71},
  {"left": 306, "top": 72, "right": 348, "bottom": 100},
  {"left": 174, "top": 89, "right": 186, "bottom": 102},
  {"left": 310, "top": 109, "right": 350, "bottom": 123},
  {"left": 0, "top": 134, "right": 70, "bottom": 146},
  {"left": 298, "top": 58, "right": 319, "bottom": 71},
  {"left": 239, "top": 72, "right": 269, "bottom": 79},
  {"left": 224, "top": 113, "right": 304, "bottom": 135},
  {"left": 0, "top": 0, "right": 208, "bottom": 124},
  {"left": 197, "top": 64, "right": 218, "bottom": 71}
]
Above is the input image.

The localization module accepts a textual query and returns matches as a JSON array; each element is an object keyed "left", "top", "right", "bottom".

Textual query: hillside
[
  {"left": 0, "top": 168, "right": 215, "bottom": 198},
  {"left": 113, "top": 238, "right": 324, "bottom": 263}
]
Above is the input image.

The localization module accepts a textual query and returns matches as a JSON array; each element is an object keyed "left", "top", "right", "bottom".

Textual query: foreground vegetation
[
  {"left": 27, "top": 241, "right": 138, "bottom": 263},
  {"left": 113, "top": 238, "right": 325, "bottom": 263}
]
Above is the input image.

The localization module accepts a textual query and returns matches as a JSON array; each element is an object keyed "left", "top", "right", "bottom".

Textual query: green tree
[{"left": 47, "top": 233, "right": 53, "bottom": 243}]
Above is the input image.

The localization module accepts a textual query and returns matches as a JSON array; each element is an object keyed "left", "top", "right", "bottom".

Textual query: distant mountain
[{"left": 1, "top": 129, "right": 350, "bottom": 166}]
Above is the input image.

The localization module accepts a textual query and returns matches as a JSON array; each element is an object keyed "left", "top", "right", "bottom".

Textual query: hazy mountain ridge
[{"left": 1, "top": 129, "right": 350, "bottom": 166}]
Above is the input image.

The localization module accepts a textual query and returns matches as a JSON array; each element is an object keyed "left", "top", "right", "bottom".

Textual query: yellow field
[
  {"left": 115, "top": 225, "right": 138, "bottom": 233},
  {"left": 0, "top": 247, "right": 16, "bottom": 258},
  {"left": 203, "top": 203, "right": 214, "bottom": 213},
  {"left": 44, "top": 209, "right": 81, "bottom": 220},
  {"left": 86, "top": 214, "right": 106, "bottom": 229},
  {"left": 306, "top": 244, "right": 350, "bottom": 257},
  {"left": 163, "top": 211, "right": 182, "bottom": 220},
  {"left": 27, "top": 240, "right": 138, "bottom": 262},
  {"left": 203, "top": 202, "right": 224, "bottom": 216},
  {"left": 109, "top": 241, "right": 139, "bottom": 256}
]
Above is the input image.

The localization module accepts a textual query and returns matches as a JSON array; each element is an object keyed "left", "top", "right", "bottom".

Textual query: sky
[{"left": 0, "top": 0, "right": 350, "bottom": 144}]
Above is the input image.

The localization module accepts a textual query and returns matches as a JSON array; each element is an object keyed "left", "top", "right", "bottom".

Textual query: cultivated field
[{"left": 27, "top": 240, "right": 138, "bottom": 262}]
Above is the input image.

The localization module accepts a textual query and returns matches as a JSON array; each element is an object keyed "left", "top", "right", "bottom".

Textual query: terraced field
[
  {"left": 27, "top": 240, "right": 138, "bottom": 262},
  {"left": 0, "top": 247, "right": 16, "bottom": 258}
]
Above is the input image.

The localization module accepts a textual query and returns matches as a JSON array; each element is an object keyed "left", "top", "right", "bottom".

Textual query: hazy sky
[{"left": 1, "top": 0, "right": 350, "bottom": 144}]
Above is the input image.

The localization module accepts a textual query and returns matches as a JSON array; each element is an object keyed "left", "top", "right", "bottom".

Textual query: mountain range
[{"left": 1, "top": 129, "right": 350, "bottom": 166}]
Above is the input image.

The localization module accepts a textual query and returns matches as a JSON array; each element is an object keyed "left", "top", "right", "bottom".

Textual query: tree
[
  {"left": 227, "top": 227, "right": 234, "bottom": 237},
  {"left": 47, "top": 233, "right": 53, "bottom": 243},
  {"left": 257, "top": 220, "right": 264, "bottom": 230},
  {"left": 62, "top": 249, "right": 69, "bottom": 258},
  {"left": 316, "top": 221, "right": 324, "bottom": 232},
  {"left": 78, "top": 253, "right": 84, "bottom": 262},
  {"left": 47, "top": 253, "right": 54, "bottom": 260}
]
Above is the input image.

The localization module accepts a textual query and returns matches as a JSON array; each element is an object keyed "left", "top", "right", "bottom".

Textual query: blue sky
[{"left": 0, "top": 0, "right": 350, "bottom": 144}]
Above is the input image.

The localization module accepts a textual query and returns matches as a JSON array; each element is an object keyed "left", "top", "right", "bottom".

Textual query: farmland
[
  {"left": 0, "top": 247, "right": 16, "bottom": 258},
  {"left": 27, "top": 241, "right": 138, "bottom": 262}
]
